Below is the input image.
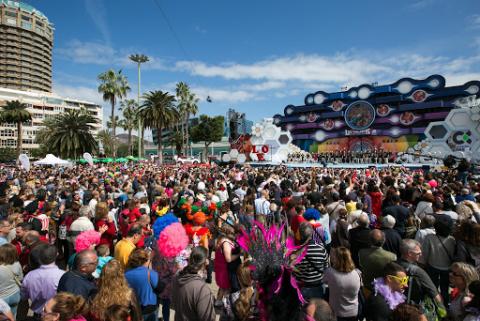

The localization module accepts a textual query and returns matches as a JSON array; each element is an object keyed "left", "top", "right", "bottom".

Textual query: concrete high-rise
[{"left": 0, "top": 0, "right": 53, "bottom": 92}]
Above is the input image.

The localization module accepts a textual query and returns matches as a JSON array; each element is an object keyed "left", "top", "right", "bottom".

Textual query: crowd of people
[
  {"left": 287, "top": 151, "right": 397, "bottom": 164},
  {"left": 0, "top": 159, "right": 479, "bottom": 321}
]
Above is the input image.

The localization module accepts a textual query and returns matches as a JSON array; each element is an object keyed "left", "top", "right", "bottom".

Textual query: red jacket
[{"left": 95, "top": 219, "right": 117, "bottom": 248}]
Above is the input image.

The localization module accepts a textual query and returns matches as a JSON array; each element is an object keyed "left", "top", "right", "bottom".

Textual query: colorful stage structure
[{"left": 271, "top": 75, "right": 480, "bottom": 160}]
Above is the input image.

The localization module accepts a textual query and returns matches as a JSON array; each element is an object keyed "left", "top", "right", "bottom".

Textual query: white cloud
[
  {"left": 85, "top": 0, "right": 111, "bottom": 45},
  {"left": 469, "top": 14, "right": 480, "bottom": 29},
  {"left": 194, "top": 26, "right": 207, "bottom": 34},
  {"left": 174, "top": 52, "right": 480, "bottom": 93},
  {"left": 408, "top": 0, "right": 437, "bottom": 9},
  {"left": 53, "top": 84, "right": 102, "bottom": 105},
  {"left": 56, "top": 40, "right": 167, "bottom": 70},
  {"left": 191, "top": 86, "right": 255, "bottom": 103},
  {"left": 55, "top": 41, "right": 480, "bottom": 106},
  {"left": 240, "top": 81, "right": 286, "bottom": 92},
  {"left": 175, "top": 54, "right": 390, "bottom": 84}
]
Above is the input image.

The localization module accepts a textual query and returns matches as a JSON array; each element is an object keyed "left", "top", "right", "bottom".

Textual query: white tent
[{"left": 33, "top": 154, "right": 71, "bottom": 166}]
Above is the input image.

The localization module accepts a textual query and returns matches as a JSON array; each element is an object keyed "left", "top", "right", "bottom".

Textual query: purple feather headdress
[{"left": 237, "top": 221, "right": 307, "bottom": 321}]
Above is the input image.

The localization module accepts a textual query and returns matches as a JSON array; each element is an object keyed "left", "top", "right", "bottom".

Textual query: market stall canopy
[{"left": 34, "top": 154, "right": 71, "bottom": 166}]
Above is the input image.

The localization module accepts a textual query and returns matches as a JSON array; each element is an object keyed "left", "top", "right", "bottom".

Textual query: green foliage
[
  {"left": 116, "top": 142, "right": 139, "bottom": 157},
  {"left": 0, "top": 100, "right": 32, "bottom": 124},
  {"left": 171, "top": 130, "right": 184, "bottom": 155},
  {"left": 36, "top": 108, "right": 98, "bottom": 159},
  {"left": 96, "top": 129, "right": 115, "bottom": 157},
  {"left": 175, "top": 82, "right": 199, "bottom": 155},
  {"left": 139, "top": 90, "right": 177, "bottom": 164},
  {"left": 0, "top": 148, "right": 16, "bottom": 162},
  {"left": 119, "top": 99, "right": 138, "bottom": 155},
  {"left": 29, "top": 147, "right": 48, "bottom": 159},
  {"left": 0, "top": 100, "right": 32, "bottom": 157},
  {"left": 190, "top": 115, "right": 224, "bottom": 159},
  {"left": 97, "top": 69, "right": 130, "bottom": 157}
]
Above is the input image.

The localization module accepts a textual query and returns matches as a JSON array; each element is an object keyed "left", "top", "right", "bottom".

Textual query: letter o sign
[{"left": 261, "top": 145, "right": 269, "bottom": 153}]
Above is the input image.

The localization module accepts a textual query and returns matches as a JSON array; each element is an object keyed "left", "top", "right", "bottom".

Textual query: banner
[
  {"left": 18, "top": 154, "right": 30, "bottom": 171},
  {"left": 83, "top": 152, "right": 94, "bottom": 166}
]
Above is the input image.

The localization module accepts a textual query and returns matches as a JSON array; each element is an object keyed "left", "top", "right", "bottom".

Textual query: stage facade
[{"left": 272, "top": 75, "right": 480, "bottom": 156}]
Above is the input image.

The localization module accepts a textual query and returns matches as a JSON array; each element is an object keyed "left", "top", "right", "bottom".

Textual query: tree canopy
[
  {"left": 36, "top": 108, "right": 98, "bottom": 159},
  {"left": 0, "top": 100, "right": 32, "bottom": 157},
  {"left": 190, "top": 115, "right": 224, "bottom": 159}
]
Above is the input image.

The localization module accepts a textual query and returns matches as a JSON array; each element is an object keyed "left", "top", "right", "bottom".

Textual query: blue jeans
[
  {"left": 142, "top": 309, "right": 158, "bottom": 321},
  {"left": 301, "top": 285, "right": 325, "bottom": 301},
  {"left": 3, "top": 291, "right": 21, "bottom": 317},
  {"left": 161, "top": 299, "right": 170, "bottom": 321}
]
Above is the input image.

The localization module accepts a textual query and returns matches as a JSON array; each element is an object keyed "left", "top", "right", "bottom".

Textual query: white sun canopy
[{"left": 33, "top": 154, "right": 71, "bottom": 166}]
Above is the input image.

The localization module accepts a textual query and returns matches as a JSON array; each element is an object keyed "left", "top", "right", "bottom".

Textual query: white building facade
[{"left": 0, "top": 86, "right": 103, "bottom": 153}]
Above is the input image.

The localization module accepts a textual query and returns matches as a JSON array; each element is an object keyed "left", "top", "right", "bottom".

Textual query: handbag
[
  {"left": 147, "top": 268, "right": 166, "bottom": 296},
  {"left": 406, "top": 266, "right": 446, "bottom": 321},
  {"left": 436, "top": 235, "right": 453, "bottom": 262},
  {"left": 355, "top": 269, "right": 366, "bottom": 321}
]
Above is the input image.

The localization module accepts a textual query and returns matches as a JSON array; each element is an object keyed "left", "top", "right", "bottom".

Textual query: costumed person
[
  {"left": 303, "top": 207, "right": 330, "bottom": 246},
  {"left": 365, "top": 262, "right": 408, "bottom": 321},
  {"left": 151, "top": 213, "right": 189, "bottom": 321},
  {"left": 237, "top": 221, "right": 308, "bottom": 321},
  {"left": 183, "top": 203, "right": 213, "bottom": 250},
  {"left": 153, "top": 199, "right": 169, "bottom": 219},
  {"left": 68, "top": 230, "right": 101, "bottom": 270},
  {"left": 214, "top": 224, "right": 242, "bottom": 306}
]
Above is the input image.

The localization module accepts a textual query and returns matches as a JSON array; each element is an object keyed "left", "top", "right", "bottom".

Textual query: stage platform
[{"left": 248, "top": 162, "right": 441, "bottom": 169}]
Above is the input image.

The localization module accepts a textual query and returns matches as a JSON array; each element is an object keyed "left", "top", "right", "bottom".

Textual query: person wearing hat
[
  {"left": 184, "top": 210, "right": 212, "bottom": 250},
  {"left": 303, "top": 208, "right": 329, "bottom": 246}
]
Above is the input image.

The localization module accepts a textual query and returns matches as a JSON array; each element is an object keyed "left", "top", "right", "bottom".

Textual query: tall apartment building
[
  {"left": 0, "top": 87, "right": 103, "bottom": 152},
  {"left": 0, "top": 1, "right": 104, "bottom": 154},
  {"left": 0, "top": 0, "right": 53, "bottom": 92}
]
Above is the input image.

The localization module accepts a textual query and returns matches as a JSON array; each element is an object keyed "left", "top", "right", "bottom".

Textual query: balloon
[
  {"left": 83, "top": 153, "right": 93, "bottom": 166},
  {"left": 18, "top": 154, "right": 30, "bottom": 171}
]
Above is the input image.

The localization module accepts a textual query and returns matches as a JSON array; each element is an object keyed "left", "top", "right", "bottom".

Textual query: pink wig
[
  {"left": 157, "top": 222, "right": 189, "bottom": 258},
  {"left": 75, "top": 230, "right": 101, "bottom": 252}
]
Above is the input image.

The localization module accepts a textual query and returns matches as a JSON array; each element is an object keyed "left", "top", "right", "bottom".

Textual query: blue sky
[{"left": 27, "top": 0, "right": 480, "bottom": 138}]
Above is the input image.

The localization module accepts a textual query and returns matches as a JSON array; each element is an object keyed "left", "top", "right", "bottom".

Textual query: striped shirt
[{"left": 294, "top": 242, "right": 329, "bottom": 287}]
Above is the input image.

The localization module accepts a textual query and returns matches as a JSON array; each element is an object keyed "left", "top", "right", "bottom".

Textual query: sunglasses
[
  {"left": 449, "top": 270, "right": 462, "bottom": 277},
  {"left": 388, "top": 274, "right": 409, "bottom": 286}
]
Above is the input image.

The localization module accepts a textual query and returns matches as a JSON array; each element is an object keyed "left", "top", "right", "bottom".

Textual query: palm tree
[
  {"left": 129, "top": 54, "right": 149, "bottom": 158},
  {"left": 0, "top": 100, "right": 32, "bottom": 157},
  {"left": 38, "top": 108, "right": 98, "bottom": 159},
  {"left": 119, "top": 99, "right": 138, "bottom": 155},
  {"left": 139, "top": 91, "right": 177, "bottom": 164},
  {"left": 175, "top": 82, "right": 199, "bottom": 156},
  {"left": 98, "top": 69, "right": 130, "bottom": 157},
  {"left": 171, "top": 130, "right": 184, "bottom": 156},
  {"left": 96, "top": 129, "right": 114, "bottom": 157},
  {"left": 106, "top": 116, "right": 120, "bottom": 131}
]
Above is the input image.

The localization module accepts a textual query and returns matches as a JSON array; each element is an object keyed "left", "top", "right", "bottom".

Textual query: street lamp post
[{"left": 129, "top": 54, "right": 149, "bottom": 158}]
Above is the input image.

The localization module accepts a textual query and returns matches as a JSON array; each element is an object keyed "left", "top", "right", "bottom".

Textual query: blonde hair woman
[
  {"left": 448, "top": 262, "right": 479, "bottom": 321},
  {"left": 90, "top": 259, "right": 141, "bottom": 321}
]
